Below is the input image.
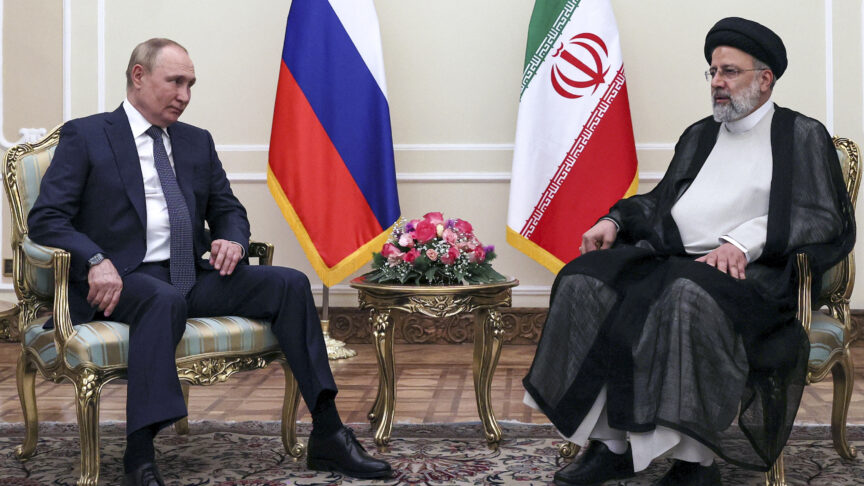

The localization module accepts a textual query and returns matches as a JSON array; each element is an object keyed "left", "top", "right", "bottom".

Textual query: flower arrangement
[{"left": 364, "top": 212, "right": 507, "bottom": 285}]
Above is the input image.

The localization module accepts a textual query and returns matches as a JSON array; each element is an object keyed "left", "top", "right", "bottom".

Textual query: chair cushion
[
  {"left": 808, "top": 312, "right": 846, "bottom": 370},
  {"left": 17, "top": 148, "right": 56, "bottom": 298},
  {"left": 21, "top": 238, "right": 56, "bottom": 297},
  {"left": 23, "top": 316, "right": 280, "bottom": 369}
]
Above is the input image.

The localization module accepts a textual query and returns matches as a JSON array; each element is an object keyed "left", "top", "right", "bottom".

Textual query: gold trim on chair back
[
  {"left": 817, "top": 138, "right": 861, "bottom": 336},
  {"left": 834, "top": 138, "right": 862, "bottom": 205},
  {"left": 2, "top": 125, "right": 62, "bottom": 242},
  {"left": 2, "top": 125, "right": 63, "bottom": 331}
]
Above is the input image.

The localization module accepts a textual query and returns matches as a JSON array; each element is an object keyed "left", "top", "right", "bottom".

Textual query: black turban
[{"left": 704, "top": 17, "right": 787, "bottom": 79}]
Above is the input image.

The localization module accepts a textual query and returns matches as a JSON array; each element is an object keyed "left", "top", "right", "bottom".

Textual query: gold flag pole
[{"left": 322, "top": 284, "right": 356, "bottom": 360}]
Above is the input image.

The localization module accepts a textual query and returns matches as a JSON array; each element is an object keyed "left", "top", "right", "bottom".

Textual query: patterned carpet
[{"left": 0, "top": 422, "right": 861, "bottom": 485}]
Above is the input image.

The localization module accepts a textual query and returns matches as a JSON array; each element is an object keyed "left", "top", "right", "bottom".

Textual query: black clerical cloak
[{"left": 523, "top": 105, "right": 855, "bottom": 471}]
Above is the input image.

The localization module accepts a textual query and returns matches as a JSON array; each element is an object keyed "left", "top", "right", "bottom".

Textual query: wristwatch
[{"left": 87, "top": 253, "right": 105, "bottom": 268}]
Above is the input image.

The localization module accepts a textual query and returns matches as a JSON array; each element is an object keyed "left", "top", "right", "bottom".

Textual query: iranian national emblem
[{"left": 550, "top": 33, "right": 609, "bottom": 99}]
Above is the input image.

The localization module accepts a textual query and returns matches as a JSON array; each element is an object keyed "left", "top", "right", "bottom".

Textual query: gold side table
[
  {"left": 349, "top": 277, "right": 518, "bottom": 449},
  {"left": 0, "top": 300, "right": 19, "bottom": 341}
]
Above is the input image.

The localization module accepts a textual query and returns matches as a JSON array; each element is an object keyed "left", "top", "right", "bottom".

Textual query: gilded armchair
[
  {"left": 556, "top": 137, "right": 860, "bottom": 486},
  {"left": 765, "top": 136, "right": 861, "bottom": 485},
  {"left": 2, "top": 125, "right": 305, "bottom": 486}
]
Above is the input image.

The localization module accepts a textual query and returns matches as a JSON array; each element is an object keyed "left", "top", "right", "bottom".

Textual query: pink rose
[
  {"left": 442, "top": 228, "right": 457, "bottom": 244},
  {"left": 470, "top": 246, "right": 486, "bottom": 263},
  {"left": 403, "top": 248, "right": 420, "bottom": 263},
  {"left": 381, "top": 243, "right": 403, "bottom": 258},
  {"left": 426, "top": 249, "right": 438, "bottom": 261},
  {"left": 454, "top": 219, "right": 473, "bottom": 234},
  {"left": 398, "top": 233, "right": 415, "bottom": 248},
  {"left": 414, "top": 220, "right": 437, "bottom": 243},
  {"left": 441, "top": 245, "right": 460, "bottom": 265},
  {"left": 423, "top": 212, "right": 444, "bottom": 225}
]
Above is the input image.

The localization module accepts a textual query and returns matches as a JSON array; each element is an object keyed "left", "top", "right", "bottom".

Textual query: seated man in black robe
[{"left": 523, "top": 17, "right": 855, "bottom": 486}]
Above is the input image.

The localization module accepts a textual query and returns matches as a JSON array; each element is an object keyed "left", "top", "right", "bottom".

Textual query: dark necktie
[{"left": 145, "top": 125, "right": 195, "bottom": 296}]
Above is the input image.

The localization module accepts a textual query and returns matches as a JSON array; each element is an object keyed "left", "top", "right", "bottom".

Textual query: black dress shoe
[
  {"left": 654, "top": 460, "right": 722, "bottom": 485},
  {"left": 307, "top": 426, "right": 393, "bottom": 479},
  {"left": 554, "top": 440, "right": 635, "bottom": 485},
  {"left": 123, "top": 462, "right": 165, "bottom": 486}
]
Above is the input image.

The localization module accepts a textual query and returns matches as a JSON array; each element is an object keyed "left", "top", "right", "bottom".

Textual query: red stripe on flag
[
  {"left": 269, "top": 62, "right": 384, "bottom": 267},
  {"left": 527, "top": 83, "right": 638, "bottom": 263}
]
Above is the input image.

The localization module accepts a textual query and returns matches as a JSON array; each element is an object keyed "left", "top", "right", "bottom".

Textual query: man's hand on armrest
[
  {"left": 210, "top": 239, "right": 243, "bottom": 276},
  {"left": 695, "top": 242, "right": 747, "bottom": 280},
  {"left": 87, "top": 259, "right": 123, "bottom": 317},
  {"left": 580, "top": 219, "right": 618, "bottom": 254}
]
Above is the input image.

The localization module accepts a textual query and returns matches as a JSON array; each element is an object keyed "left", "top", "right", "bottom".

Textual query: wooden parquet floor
[{"left": 1, "top": 342, "right": 862, "bottom": 426}]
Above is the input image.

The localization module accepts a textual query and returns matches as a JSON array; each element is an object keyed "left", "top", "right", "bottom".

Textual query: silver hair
[{"left": 125, "top": 38, "right": 188, "bottom": 89}]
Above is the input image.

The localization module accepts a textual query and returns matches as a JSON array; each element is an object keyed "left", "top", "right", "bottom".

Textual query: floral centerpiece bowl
[{"left": 364, "top": 212, "right": 507, "bottom": 285}]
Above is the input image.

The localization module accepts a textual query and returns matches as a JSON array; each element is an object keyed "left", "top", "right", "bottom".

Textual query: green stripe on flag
[{"left": 520, "top": 0, "right": 581, "bottom": 97}]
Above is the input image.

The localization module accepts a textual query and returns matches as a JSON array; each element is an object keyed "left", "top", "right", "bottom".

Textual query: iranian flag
[{"left": 507, "top": 0, "right": 638, "bottom": 273}]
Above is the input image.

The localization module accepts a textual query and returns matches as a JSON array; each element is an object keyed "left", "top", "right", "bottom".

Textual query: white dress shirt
[{"left": 123, "top": 99, "right": 174, "bottom": 262}]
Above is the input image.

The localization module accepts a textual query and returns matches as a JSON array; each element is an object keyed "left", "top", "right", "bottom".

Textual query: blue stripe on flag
[{"left": 282, "top": 0, "right": 399, "bottom": 230}]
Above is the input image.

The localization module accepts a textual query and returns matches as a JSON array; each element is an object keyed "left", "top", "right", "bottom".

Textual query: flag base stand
[{"left": 321, "top": 319, "right": 356, "bottom": 360}]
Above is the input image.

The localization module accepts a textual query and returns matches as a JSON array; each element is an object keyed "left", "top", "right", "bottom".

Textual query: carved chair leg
[
  {"left": 830, "top": 352, "right": 857, "bottom": 459},
  {"left": 559, "top": 441, "right": 579, "bottom": 459},
  {"left": 765, "top": 451, "right": 786, "bottom": 486},
  {"left": 74, "top": 368, "right": 103, "bottom": 486},
  {"left": 15, "top": 351, "right": 38, "bottom": 460},
  {"left": 280, "top": 361, "right": 305, "bottom": 458},
  {"left": 174, "top": 382, "right": 190, "bottom": 435}
]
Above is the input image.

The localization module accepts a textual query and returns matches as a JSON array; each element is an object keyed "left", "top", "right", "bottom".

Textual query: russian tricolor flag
[{"left": 268, "top": 0, "right": 400, "bottom": 287}]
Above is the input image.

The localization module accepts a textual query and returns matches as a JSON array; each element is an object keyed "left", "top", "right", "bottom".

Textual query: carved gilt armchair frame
[
  {"left": 766, "top": 136, "right": 862, "bottom": 485},
  {"left": 3, "top": 125, "right": 305, "bottom": 486}
]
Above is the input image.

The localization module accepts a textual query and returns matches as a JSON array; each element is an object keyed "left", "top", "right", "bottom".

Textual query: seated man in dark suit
[
  {"left": 523, "top": 18, "right": 855, "bottom": 486},
  {"left": 28, "top": 38, "right": 392, "bottom": 486}
]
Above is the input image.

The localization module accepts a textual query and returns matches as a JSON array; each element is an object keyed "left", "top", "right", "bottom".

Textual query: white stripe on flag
[{"left": 329, "top": 0, "right": 389, "bottom": 97}]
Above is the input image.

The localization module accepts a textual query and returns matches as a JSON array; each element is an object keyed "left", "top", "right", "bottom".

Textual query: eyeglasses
[{"left": 704, "top": 67, "right": 766, "bottom": 82}]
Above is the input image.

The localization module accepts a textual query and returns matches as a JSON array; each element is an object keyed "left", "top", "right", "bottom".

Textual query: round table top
[{"left": 349, "top": 276, "right": 519, "bottom": 296}]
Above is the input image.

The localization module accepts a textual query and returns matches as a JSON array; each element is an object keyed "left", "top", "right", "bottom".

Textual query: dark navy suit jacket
[{"left": 28, "top": 105, "right": 250, "bottom": 324}]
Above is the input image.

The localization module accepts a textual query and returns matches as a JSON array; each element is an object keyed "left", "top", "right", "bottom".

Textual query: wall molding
[
  {"left": 225, "top": 171, "right": 665, "bottom": 184},
  {"left": 96, "top": 0, "right": 105, "bottom": 113},
  {"left": 215, "top": 142, "right": 676, "bottom": 153},
  {"left": 825, "top": 0, "right": 834, "bottom": 135},
  {"left": 63, "top": 0, "right": 72, "bottom": 121}
]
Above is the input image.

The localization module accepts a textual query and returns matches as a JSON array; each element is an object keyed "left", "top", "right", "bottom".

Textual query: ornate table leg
[
  {"left": 473, "top": 308, "right": 504, "bottom": 446},
  {"left": 367, "top": 308, "right": 395, "bottom": 448},
  {"left": 0, "top": 301, "right": 19, "bottom": 341}
]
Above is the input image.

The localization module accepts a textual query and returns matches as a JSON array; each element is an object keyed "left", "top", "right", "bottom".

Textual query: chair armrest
[
  {"left": 21, "top": 237, "right": 58, "bottom": 267},
  {"left": 20, "top": 236, "right": 75, "bottom": 346},
  {"left": 249, "top": 241, "right": 274, "bottom": 266},
  {"left": 795, "top": 253, "right": 812, "bottom": 335}
]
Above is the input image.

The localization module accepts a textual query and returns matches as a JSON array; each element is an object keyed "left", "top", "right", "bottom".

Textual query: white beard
[{"left": 712, "top": 76, "right": 762, "bottom": 123}]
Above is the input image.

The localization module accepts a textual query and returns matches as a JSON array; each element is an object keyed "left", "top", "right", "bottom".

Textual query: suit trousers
[{"left": 109, "top": 262, "right": 338, "bottom": 435}]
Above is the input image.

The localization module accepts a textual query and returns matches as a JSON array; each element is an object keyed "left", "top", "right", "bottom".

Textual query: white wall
[{"left": 3, "top": 0, "right": 863, "bottom": 307}]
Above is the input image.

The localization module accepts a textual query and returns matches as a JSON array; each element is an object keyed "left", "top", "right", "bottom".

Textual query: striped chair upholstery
[
  {"left": 808, "top": 313, "right": 845, "bottom": 369},
  {"left": 3, "top": 124, "right": 304, "bottom": 486},
  {"left": 23, "top": 316, "right": 280, "bottom": 370},
  {"left": 18, "top": 150, "right": 56, "bottom": 299}
]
